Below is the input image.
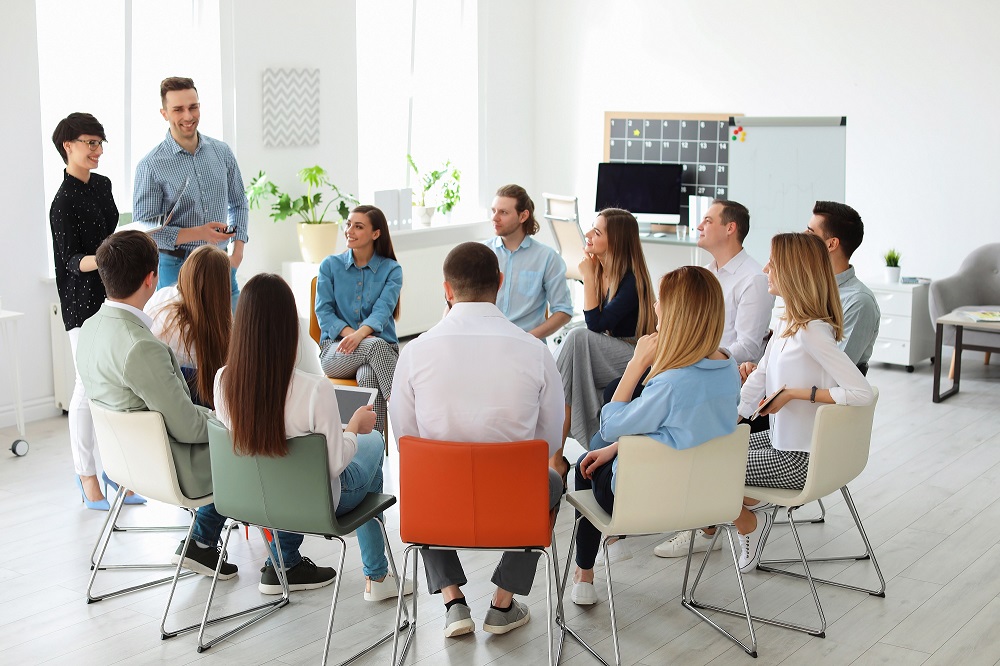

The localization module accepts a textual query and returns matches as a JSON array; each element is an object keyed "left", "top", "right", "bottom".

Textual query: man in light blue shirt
[
  {"left": 486, "top": 184, "right": 573, "bottom": 339},
  {"left": 133, "top": 77, "right": 248, "bottom": 310},
  {"left": 806, "top": 201, "right": 880, "bottom": 373}
]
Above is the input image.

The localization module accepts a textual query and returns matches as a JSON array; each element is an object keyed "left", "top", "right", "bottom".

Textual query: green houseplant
[
  {"left": 883, "top": 248, "right": 901, "bottom": 283},
  {"left": 407, "top": 155, "right": 461, "bottom": 226},
  {"left": 246, "top": 166, "right": 358, "bottom": 263}
]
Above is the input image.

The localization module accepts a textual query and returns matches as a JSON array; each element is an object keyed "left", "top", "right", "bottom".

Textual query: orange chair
[{"left": 390, "top": 436, "right": 558, "bottom": 666}]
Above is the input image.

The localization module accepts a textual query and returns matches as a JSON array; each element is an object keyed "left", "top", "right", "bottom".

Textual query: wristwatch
[{"left": 810, "top": 386, "right": 818, "bottom": 403}]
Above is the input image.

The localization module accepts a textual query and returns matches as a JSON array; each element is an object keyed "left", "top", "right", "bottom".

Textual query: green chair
[{"left": 202, "top": 420, "right": 407, "bottom": 664}]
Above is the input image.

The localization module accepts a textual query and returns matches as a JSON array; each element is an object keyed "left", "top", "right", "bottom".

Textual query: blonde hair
[
  {"left": 595, "top": 208, "right": 656, "bottom": 337},
  {"left": 161, "top": 245, "right": 232, "bottom": 406},
  {"left": 769, "top": 233, "right": 843, "bottom": 340},
  {"left": 647, "top": 266, "right": 726, "bottom": 380}
]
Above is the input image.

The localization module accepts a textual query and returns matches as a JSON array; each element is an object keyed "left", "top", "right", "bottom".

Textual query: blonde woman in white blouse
[{"left": 734, "top": 232, "right": 874, "bottom": 573}]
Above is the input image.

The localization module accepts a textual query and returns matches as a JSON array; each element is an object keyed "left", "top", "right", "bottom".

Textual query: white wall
[
  {"left": 221, "top": 0, "right": 359, "bottom": 279},
  {"left": 0, "top": 0, "right": 61, "bottom": 428},
  {"left": 533, "top": 0, "right": 1000, "bottom": 280}
]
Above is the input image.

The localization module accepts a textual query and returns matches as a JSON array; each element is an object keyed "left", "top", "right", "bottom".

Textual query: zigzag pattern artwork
[{"left": 262, "top": 68, "right": 320, "bottom": 148}]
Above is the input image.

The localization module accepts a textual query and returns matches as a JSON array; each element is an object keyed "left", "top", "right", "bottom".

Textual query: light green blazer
[{"left": 78, "top": 303, "right": 213, "bottom": 498}]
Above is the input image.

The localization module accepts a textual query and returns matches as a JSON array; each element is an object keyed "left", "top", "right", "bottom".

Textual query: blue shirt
[
  {"left": 133, "top": 131, "right": 249, "bottom": 250},
  {"left": 486, "top": 236, "right": 574, "bottom": 332},
  {"left": 599, "top": 357, "right": 740, "bottom": 489},
  {"left": 836, "top": 266, "right": 880, "bottom": 365},
  {"left": 315, "top": 251, "right": 403, "bottom": 344}
]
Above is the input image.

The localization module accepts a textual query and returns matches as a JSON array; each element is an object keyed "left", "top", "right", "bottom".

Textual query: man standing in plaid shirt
[{"left": 133, "top": 76, "right": 248, "bottom": 310}]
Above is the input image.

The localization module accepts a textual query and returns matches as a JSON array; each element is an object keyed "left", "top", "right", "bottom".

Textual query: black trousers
[{"left": 573, "top": 451, "right": 617, "bottom": 569}]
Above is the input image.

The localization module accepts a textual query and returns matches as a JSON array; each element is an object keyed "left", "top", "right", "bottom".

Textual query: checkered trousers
[{"left": 745, "top": 430, "right": 810, "bottom": 490}]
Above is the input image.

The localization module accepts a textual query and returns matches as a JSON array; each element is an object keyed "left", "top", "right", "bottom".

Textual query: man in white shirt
[
  {"left": 698, "top": 199, "right": 774, "bottom": 364},
  {"left": 390, "top": 242, "right": 565, "bottom": 639},
  {"left": 486, "top": 184, "right": 574, "bottom": 338}
]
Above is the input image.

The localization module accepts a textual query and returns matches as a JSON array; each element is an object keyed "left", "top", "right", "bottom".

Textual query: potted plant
[
  {"left": 246, "top": 165, "right": 358, "bottom": 263},
  {"left": 883, "top": 248, "right": 901, "bottom": 283},
  {"left": 407, "top": 155, "right": 461, "bottom": 227}
]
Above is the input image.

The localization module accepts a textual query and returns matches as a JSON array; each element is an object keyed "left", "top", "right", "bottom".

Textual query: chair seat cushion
[
  {"left": 566, "top": 491, "right": 612, "bottom": 533},
  {"left": 335, "top": 493, "right": 397, "bottom": 534},
  {"left": 744, "top": 485, "right": 812, "bottom": 507}
]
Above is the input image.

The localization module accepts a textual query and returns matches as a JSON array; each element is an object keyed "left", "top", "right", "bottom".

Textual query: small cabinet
[{"left": 869, "top": 282, "right": 935, "bottom": 371}]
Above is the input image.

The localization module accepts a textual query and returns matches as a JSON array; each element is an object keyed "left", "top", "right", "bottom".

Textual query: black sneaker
[
  {"left": 171, "top": 539, "right": 238, "bottom": 579},
  {"left": 258, "top": 557, "right": 336, "bottom": 595}
]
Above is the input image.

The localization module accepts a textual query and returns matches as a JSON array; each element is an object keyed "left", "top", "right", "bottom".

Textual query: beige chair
[
  {"left": 542, "top": 193, "right": 586, "bottom": 282},
  {"left": 87, "top": 403, "right": 236, "bottom": 640},
  {"left": 560, "top": 425, "right": 755, "bottom": 665},
  {"left": 688, "top": 389, "right": 883, "bottom": 638}
]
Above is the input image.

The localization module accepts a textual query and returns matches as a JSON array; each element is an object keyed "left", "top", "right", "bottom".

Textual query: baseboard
[{"left": 0, "top": 396, "right": 63, "bottom": 431}]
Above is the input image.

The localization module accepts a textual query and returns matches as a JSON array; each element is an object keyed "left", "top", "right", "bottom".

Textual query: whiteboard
[{"left": 727, "top": 117, "right": 846, "bottom": 265}]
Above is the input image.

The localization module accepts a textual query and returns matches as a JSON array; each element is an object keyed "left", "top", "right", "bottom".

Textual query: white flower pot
[
  {"left": 884, "top": 266, "right": 901, "bottom": 283},
  {"left": 413, "top": 206, "right": 436, "bottom": 228},
  {"left": 297, "top": 222, "right": 344, "bottom": 264}
]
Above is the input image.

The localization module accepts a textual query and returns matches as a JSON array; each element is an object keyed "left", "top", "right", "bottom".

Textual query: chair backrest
[
  {"left": 607, "top": 425, "right": 751, "bottom": 535},
  {"left": 798, "top": 387, "right": 880, "bottom": 501},
  {"left": 309, "top": 275, "right": 322, "bottom": 345},
  {"left": 89, "top": 402, "right": 195, "bottom": 505},
  {"left": 929, "top": 243, "right": 1000, "bottom": 320},
  {"left": 542, "top": 193, "right": 585, "bottom": 282},
  {"left": 207, "top": 420, "right": 339, "bottom": 535},
  {"left": 398, "top": 436, "right": 551, "bottom": 548}
]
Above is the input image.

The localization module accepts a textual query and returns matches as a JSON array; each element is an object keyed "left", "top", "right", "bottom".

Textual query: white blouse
[
  {"left": 739, "top": 319, "right": 873, "bottom": 452},
  {"left": 144, "top": 286, "right": 194, "bottom": 367},
  {"left": 213, "top": 367, "right": 358, "bottom": 509}
]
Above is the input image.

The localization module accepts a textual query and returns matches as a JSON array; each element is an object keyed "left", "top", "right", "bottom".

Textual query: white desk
[{"left": 0, "top": 310, "right": 27, "bottom": 450}]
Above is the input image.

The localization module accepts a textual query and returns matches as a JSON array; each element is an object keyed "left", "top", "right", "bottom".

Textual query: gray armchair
[{"left": 928, "top": 243, "right": 1000, "bottom": 376}]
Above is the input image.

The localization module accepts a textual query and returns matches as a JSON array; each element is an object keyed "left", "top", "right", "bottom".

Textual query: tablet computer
[
  {"left": 332, "top": 384, "right": 378, "bottom": 429},
  {"left": 751, "top": 385, "right": 787, "bottom": 420}
]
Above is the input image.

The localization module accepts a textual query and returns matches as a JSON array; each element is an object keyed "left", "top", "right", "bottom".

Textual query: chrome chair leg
[
  {"left": 759, "top": 487, "right": 886, "bottom": 596},
  {"left": 196, "top": 524, "right": 290, "bottom": 652},
  {"left": 391, "top": 545, "right": 420, "bottom": 666},
  {"left": 772, "top": 498, "right": 826, "bottom": 525},
  {"left": 556, "top": 517, "right": 614, "bottom": 666},
  {"left": 680, "top": 525, "right": 757, "bottom": 656}
]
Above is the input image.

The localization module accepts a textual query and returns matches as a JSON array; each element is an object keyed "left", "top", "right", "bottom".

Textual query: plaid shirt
[{"left": 133, "top": 131, "right": 249, "bottom": 250}]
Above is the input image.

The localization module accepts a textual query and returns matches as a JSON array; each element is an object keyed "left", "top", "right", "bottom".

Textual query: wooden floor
[{"left": 2, "top": 357, "right": 1000, "bottom": 665}]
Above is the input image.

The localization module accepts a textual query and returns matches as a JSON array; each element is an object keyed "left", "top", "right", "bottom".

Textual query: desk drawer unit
[{"left": 869, "top": 282, "right": 934, "bottom": 371}]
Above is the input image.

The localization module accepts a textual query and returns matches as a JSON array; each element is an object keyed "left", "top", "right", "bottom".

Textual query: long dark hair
[
  {"left": 595, "top": 208, "right": 656, "bottom": 337},
  {"left": 221, "top": 273, "right": 298, "bottom": 457},
  {"left": 352, "top": 204, "right": 401, "bottom": 319}
]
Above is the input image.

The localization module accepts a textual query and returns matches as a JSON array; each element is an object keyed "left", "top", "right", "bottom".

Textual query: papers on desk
[{"left": 964, "top": 310, "right": 1000, "bottom": 323}]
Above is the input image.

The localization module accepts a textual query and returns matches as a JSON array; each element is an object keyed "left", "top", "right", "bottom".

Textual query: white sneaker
[
  {"left": 364, "top": 572, "right": 414, "bottom": 602},
  {"left": 596, "top": 538, "right": 633, "bottom": 567},
  {"left": 571, "top": 581, "right": 598, "bottom": 605},
  {"left": 653, "top": 529, "right": 722, "bottom": 558},
  {"left": 743, "top": 500, "right": 774, "bottom": 513},
  {"left": 738, "top": 510, "right": 774, "bottom": 574}
]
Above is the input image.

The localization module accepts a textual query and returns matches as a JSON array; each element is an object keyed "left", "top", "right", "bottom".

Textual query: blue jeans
[
  {"left": 158, "top": 252, "right": 240, "bottom": 312},
  {"left": 265, "top": 432, "right": 389, "bottom": 577}
]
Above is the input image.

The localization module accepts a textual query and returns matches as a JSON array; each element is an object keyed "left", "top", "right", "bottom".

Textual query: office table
[{"left": 932, "top": 310, "right": 1000, "bottom": 402}]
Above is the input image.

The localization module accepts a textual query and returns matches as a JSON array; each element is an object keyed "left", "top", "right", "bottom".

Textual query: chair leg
[
  {"left": 86, "top": 490, "right": 196, "bottom": 603},
  {"left": 537, "top": 547, "right": 556, "bottom": 666},
  {"left": 759, "top": 487, "right": 886, "bottom": 596},
  {"left": 196, "top": 524, "right": 290, "bottom": 652},
  {"left": 772, "top": 498, "right": 826, "bottom": 525},
  {"left": 985, "top": 351, "right": 992, "bottom": 366},
  {"left": 949, "top": 352, "right": 956, "bottom": 380},
  {"left": 327, "top": 517, "right": 412, "bottom": 666},
  {"left": 688, "top": 507, "right": 828, "bottom": 637},
  {"left": 160, "top": 515, "right": 208, "bottom": 638},
  {"left": 680, "top": 526, "right": 757, "bottom": 657},
  {"left": 555, "top": 518, "right": 616, "bottom": 666},
  {"left": 391, "top": 545, "right": 420, "bottom": 666}
]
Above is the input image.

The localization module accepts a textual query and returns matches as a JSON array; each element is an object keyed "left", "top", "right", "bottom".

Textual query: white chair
[
  {"left": 88, "top": 403, "right": 249, "bottom": 640},
  {"left": 559, "top": 425, "right": 755, "bottom": 665},
  {"left": 687, "top": 389, "right": 884, "bottom": 638},
  {"left": 542, "top": 192, "right": 586, "bottom": 282}
]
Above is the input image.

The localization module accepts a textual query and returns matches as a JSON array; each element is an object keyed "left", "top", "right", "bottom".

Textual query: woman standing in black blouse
[{"left": 50, "top": 113, "right": 121, "bottom": 510}]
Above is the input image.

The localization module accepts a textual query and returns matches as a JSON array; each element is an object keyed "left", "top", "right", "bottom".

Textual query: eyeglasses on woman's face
[{"left": 74, "top": 139, "right": 107, "bottom": 150}]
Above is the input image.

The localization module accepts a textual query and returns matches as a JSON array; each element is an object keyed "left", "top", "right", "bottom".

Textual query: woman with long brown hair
[
  {"left": 214, "top": 273, "right": 411, "bottom": 599},
  {"left": 145, "top": 244, "right": 231, "bottom": 408},
  {"left": 316, "top": 205, "right": 402, "bottom": 435},
  {"left": 552, "top": 208, "right": 656, "bottom": 486},
  {"left": 568, "top": 266, "right": 740, "bottom": 605}
]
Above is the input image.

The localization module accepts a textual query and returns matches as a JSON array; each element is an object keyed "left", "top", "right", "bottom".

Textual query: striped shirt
[{"left": 133, "top": 131, "right": 249, "bottom": 251}]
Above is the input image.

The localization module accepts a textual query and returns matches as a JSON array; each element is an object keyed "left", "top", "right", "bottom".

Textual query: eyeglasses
[{"left": 73, "top": 139, "right": 107, "bottom": 150}]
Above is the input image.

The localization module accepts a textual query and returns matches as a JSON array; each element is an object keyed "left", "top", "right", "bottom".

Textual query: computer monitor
[{"left": 594, "top": 162, "right": 683, "bottom": 214}]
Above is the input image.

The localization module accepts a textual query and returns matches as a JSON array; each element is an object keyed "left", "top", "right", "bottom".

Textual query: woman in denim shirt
[{"left": 316, "top": 205, "right": 403, "bottom": 434}]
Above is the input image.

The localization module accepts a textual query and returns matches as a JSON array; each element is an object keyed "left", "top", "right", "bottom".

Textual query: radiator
[{"left": 50, "top": 303, "right": 75, "bottom": 411}]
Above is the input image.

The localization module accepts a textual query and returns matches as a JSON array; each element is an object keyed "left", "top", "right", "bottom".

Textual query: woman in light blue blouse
[
  {"left": 317, "top": 205, "right": 402, "bottom": 434},
  {"left": 568, "top": 266, "right": 741, "bottom": 606}
]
